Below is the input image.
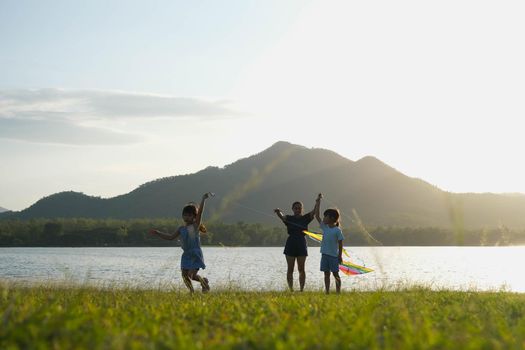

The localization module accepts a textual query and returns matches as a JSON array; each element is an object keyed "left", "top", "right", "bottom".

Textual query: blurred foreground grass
[{"left": 1, "top": 282, "right": 525, "bottom": 349}]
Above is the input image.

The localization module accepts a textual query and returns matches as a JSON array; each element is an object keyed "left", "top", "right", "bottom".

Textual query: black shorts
[{"left": 283, "top": 235, "right": 308, "bottom": 257}]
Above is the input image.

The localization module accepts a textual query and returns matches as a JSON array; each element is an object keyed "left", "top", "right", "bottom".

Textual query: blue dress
[{"left": 180, "top": 225, "right": 206, "bottom": 270}]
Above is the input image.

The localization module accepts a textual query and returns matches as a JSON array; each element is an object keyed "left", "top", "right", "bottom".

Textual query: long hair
[{"left": 323, "top": 208, "right": 341, "bottom": 227}]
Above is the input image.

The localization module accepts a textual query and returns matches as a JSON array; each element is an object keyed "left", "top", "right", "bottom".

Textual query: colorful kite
[
  {"left": 303, "top": 230, "right": 374, "bottom": 276},
  {"left": 338, "top": 260, "right": 374, "bottom": 275}
]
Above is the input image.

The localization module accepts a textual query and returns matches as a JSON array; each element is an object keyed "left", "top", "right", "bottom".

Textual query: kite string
[
  {"left": 227, "top": 197, "right": 379, "bottom": 270},
  {"left": 231, "top": 201, "right": 321, "bottom": 233},
  {"left": 230, "top": 202, "right": 277, "bottom": 220},
  {"left": 322, "top": 196, "right": 383, "bottom": 246},
  {"left": 230, "top": 198, "right": 371, "bottom": 243},
  {"left": 230, "top": 199, "right": 370, "bottom": 265}
]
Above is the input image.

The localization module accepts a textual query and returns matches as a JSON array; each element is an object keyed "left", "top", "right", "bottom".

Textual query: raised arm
[
  {"left": 274, "top": 208, "right": 286, "bottom": 223},
  {"left": 307, "top": 193, "right": 322, "bottom": 220},
  {"left": 314, "top": 193, "right": 323, "bottom": 224},
  {"left": 150, "top": 228, "right": 181, "bottom": 241},
  {"left": 196, "top": 192, "right": 213, "bottom": 228}
]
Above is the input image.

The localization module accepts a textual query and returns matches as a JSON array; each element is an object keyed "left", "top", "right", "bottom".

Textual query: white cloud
[
  {"left": 0, "top": 88, "right": 242, "bottom": 144},
  {"left": 0, "top": 118, "right": 142, "bottom": 145}
]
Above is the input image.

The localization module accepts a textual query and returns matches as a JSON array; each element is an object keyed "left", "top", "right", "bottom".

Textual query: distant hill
[
  {"left": 0, "top": 206, "right": 9, "bottom": 213},
  {"left": 4, "top": 141, "right": 525, "bottom": 228}
]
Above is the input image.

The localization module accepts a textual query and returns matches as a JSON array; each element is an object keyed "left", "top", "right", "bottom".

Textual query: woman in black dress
[{"left": 274, "top": 194, "right": 321, "bottom": 291}]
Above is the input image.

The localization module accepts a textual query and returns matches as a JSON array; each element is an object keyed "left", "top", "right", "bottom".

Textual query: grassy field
[{"left": 1, "top": 283, "right": 525, "bottom": 349}]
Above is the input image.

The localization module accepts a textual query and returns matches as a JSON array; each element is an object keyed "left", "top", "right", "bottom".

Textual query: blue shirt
[{"left": 320, "top": 223, "right": 344, "bottom": 257}]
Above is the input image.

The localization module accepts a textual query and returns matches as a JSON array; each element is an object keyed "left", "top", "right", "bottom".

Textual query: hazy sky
[{"left": 1, "top": 0, "right": 524, "bottom": 211}]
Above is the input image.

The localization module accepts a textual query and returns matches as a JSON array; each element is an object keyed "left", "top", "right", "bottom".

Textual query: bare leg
[
  {"left": 189, "top": 269, "right": 200, "bottom": 282},
  {"left": 181, "top": 269, "right": 194, "bottom": 293},
  {"left": 324, "top": 271, "right": 331, "bottom": 294},
  {"left": 189, "top": 270, "right": 210, "bottom": 293},
  {"left": 285, "top": 255, "right": 296, "bottom": 291},
  {"left": 333, "top": 271, "right": 341, "bottom": 294},
  {"left": 297, "top": 256, "right": 307, "bottom": 292}
]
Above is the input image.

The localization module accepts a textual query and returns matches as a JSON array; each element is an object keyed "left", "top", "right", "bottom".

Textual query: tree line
[{"left": 0, "top": 218, "right": 524, "bottom": 247}]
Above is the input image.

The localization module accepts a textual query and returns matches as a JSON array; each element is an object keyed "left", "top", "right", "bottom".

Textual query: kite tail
[
  {"left": 339, "top": 261, "right": 374, "bottom": 275},
  {"left": 303, "top": 230, "right": 374, "bottom": 276}
]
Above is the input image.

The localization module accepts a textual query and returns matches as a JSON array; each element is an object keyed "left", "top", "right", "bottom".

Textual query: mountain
[
  {"left": 0, "top": 206, "right": 9, "bottom": 213},
  {"left": 4, "top": 141, "right": 525, "bottom": 228}
]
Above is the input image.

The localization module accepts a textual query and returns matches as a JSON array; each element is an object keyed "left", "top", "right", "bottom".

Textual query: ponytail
[{"left": 323, "top": 208, "right": 341, "bottom": 226}]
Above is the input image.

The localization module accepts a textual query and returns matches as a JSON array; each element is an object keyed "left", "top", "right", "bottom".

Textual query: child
[
  {"left": 150, "top": 192, "right": 213, "bottom": 293},
  {"left": 314, "top": 194, "right": 344, "bottom": 294}
]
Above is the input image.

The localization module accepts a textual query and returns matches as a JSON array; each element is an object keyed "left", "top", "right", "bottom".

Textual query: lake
[{"left": 1, "top": 246, "right": 524, "bottom": 292}]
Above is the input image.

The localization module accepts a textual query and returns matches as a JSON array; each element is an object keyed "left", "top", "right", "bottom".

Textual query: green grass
[{"left": 1, "top": 282, "right": 525, "bottom": 349}]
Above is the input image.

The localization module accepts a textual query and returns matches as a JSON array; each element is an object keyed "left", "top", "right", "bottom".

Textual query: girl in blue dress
[{"left": 150, "top": 192, "right": 213, "bottom": 293}]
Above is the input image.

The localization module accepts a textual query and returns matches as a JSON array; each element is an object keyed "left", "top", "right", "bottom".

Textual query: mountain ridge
[{"left": 3, "top": 141, "right": 525, "bottom": 228}]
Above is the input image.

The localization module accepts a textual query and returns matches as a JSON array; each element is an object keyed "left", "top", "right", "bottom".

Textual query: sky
[{"left": 1, "top": 0, "right": 524, "bottom": 211}]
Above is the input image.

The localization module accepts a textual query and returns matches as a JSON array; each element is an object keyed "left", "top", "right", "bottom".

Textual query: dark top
[{"left": 283, "top": 213, "right": 314, "bottom": 257}]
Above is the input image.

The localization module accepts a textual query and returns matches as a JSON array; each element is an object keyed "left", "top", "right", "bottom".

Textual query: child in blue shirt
[
  {"left": 150, "top": 192, "right": 213, "bottom": 293},
  {"left": 314, "top": 194, "right": 344, "bottom": 294}
]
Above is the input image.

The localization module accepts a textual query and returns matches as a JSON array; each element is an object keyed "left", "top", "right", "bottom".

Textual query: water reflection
[{"left": 1, "top": 247, "right": 524, "bottom": 292}]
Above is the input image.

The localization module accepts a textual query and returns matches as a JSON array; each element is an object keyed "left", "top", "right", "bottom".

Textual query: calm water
[{"left": 1, "top": 247, "right": 524, "bottom": 292}]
